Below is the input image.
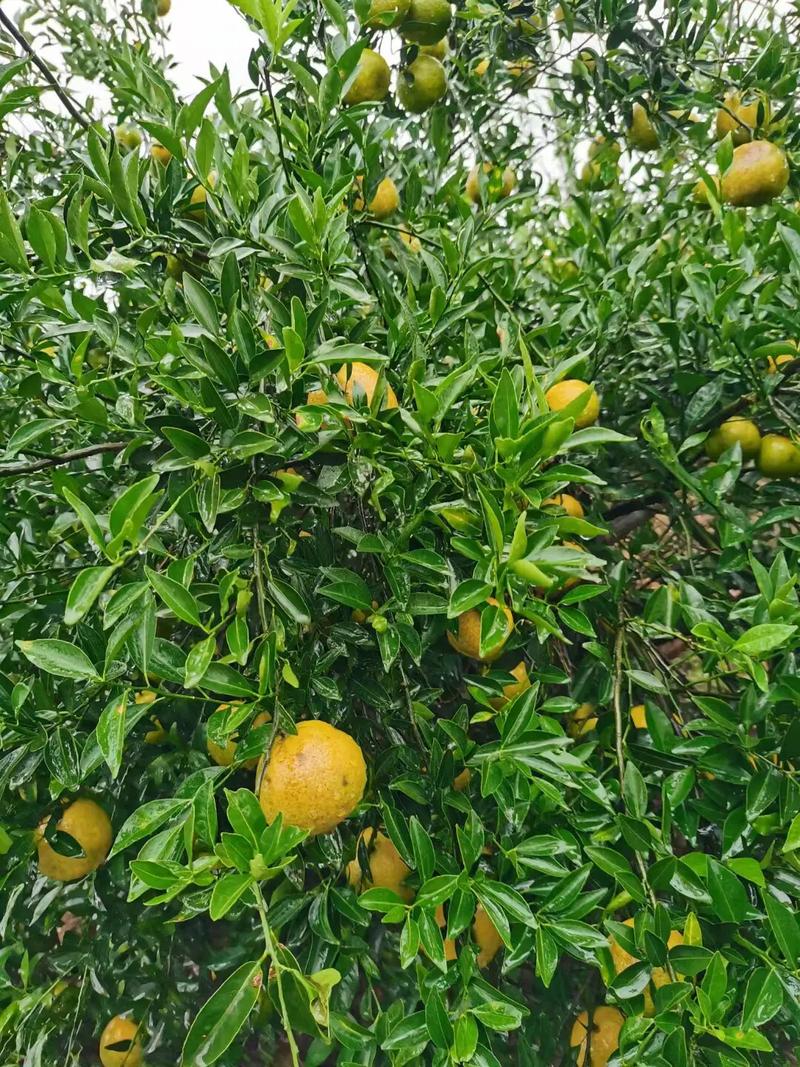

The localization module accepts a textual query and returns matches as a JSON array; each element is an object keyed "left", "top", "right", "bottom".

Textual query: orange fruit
[
  {"left": 99, "top": 1015, "right": 142, "bottom": 1067},
  {"left": 720, "top": 141, "right": 790, "bottom": 207},
  {"left": 257, "top": 721, "right": 367, "bottom": 835},
  {"left": 36, "top": 799, "right": 112, "bottom": 883},
  {"left": 543, "top": 493, "right": 584, "bottom": 518},
  {"left": 447, "top": 597, "right": 513, "bottom": 662},
  {"left": 489, "top": 661, "right": 531, "bottom": 710},
  {"left": 346, "top": 829, "right": 413, "bottom": 901},
  {"left": 569, "top": 1006, "right": 624, "bottom": 1067},
  {"left": 545, "top": 379, "right": 600, "bottom": 428},
  {"left": 608, "top": 918, "right": 684, "bottom": 1015}
]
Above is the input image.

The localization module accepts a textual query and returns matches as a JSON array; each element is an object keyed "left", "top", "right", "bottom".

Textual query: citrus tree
[{"left": 1, "top": 0, "right": 800, "bottom": 1064}]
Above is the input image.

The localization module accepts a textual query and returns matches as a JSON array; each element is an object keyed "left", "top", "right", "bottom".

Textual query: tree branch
[
  {"left": 0, "top": 4, "right": 91, "bottom": 129},
  {"left": 0, "top": 441, "right": 127, "bottom": 477}
]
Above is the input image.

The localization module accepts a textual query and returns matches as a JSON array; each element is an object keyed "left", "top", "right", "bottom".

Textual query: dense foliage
[{"left": 1, "top": 0, "right": 800, "bottom": 1064}]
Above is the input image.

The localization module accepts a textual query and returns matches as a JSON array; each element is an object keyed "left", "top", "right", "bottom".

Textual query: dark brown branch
[
  {"left": 0, "top": 4, "right": 91, "bottom": 128},
  {"left": 0, "top": 441, "right": 126, "bottom": 477}
]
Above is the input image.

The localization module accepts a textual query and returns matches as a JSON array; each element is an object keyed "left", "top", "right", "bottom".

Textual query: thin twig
[
  {"left": 0, "top": 441, "right": 127, "bottom": 477},
  {"left": 264, "top": 63, "right": 290, "bottom": 183},
  {"left": 0, "top": 4, "right": 91, "bottom": 128}
]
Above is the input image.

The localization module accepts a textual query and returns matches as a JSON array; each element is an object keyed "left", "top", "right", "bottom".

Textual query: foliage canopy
[{"left": 1, "top": 0, "right": 800, "bottom": 1064}]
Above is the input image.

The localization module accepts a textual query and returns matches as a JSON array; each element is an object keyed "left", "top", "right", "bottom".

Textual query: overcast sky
[{"left": 165, "top": 0, "right": 255, "bottom": 93}]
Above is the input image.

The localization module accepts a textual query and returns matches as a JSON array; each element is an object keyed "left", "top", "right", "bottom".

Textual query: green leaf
[
  {"left": 63, "top": 487, "right": 107, "bottom": 555},
  {"left": 448, "top": 579, "right": 492, "bottom": 619},
  {"left": 16, "top": 639, "right": 98, "bottom": 680},
  {"left": 489, "top": 368, "right": 519, "bottom": 442},
  {"left": 741, "top": 967, "right": 783, "bottom": 1030},
  {"left": 267, "top": 579, "right": 311, "bottom": 624},
  {"left": 0, "top": 185, "right": 28, "bottom": 271},
  {"left": 64, "top": 566, "right": 115, "bottom": 626},
  {"left": 733, "top": 624, "right": 795, "bottom": 656},
  {"left": 425, "top": 990, "right": 453, "bottom": 1050},
  {"left": 109, "top": 798, "right": 192, "bottom": 858},
  {"left": 6, "top": 418, "right": 67, "bottom": 457},
  {"left": 183, "top": 273, "right": 220, "bottom": 335},
  {"left": 707, "top": 858, "right": 748, "bottom": 923},
  {"left": 623, "top": 761, "right": 647, "bottom": 819},
  {"left": 181, "top": 958, "right": 262, "bottom": 1066},
  {"left": 162, "top": 425, "right": 210, "bottom": 459},
  {"left": 209, "top": 872, "right": 254, "bottom": 921},
  {"left": 782, "top": 812, "right": 800, "bottom": 852},
  {"left": 762, "top": 892, "right": 800, "bottom": 964},
  {"left": 146, "top": 567, "right": 204, "bottom": 628},
  {"left": 96, "top": 691, "right": 127, "bottom": 779},
  {"left": 382, "top": 1011, "right": 428, "bottom": 1051},
  {"left": 185, "top": 635, "right": 216, "bottom": 689}
]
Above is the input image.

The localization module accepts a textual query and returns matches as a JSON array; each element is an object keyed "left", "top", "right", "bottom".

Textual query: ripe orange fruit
[
  {"left": 434, "top": 903, "right": 503, "bottom": 966},
  {"left": 465, "top": 163, "right": 516, "bottom": 204},
  {"left": 568, "top": 702, "right": 597, "bottom": 738},
  {"left": 257, "top": 721, "right": 367, "bottom": 835},
  {"left": 569, "top": 1006, "right": 624, "bottom": 1067},
  {"left": 627, "top": 102, "right": 659, "bottom": 151},
  {"left": 543, "top": 493, "right": 584, "bottom": 518},
  {"left": 354, "top": 176, "right": 400, "bottom": 219},
  {"left": 150, "top": 143, "right": 171, "bottom": 166},
  {"left": 452, "top": 768, "right": 471, "bottom": 791},
  {"left": 545, "top": 379, "right": 600, "bottom": 429},
  {"left": 608, "top": 918, "right": 684, "bottom": 1015},
  {"left": 489, "top": 660, "right": 531, "bottom": 710},
  {"left": 630, "top": 704, "right": 647, "bottom": 729},
  {"left": 99, "top": 1016, "right": 142, "bottom": 1067},
  {"left": 36, "top": 798, "right": 113, "bottom": 882},
  {"left": 207, "top": 702, "right": 270, "bottom": 769},
  {"left": 447, "top": 598, "right": 514, "bottom": 662},
  {"left": 335, "top": 361, "right": 398, "bottom": 409},
  {"left": 715, "top": 91, "right": 770, "bottom": 145},
  {"left": 346, "top": 829, "right": 413, "bottom": 901}
]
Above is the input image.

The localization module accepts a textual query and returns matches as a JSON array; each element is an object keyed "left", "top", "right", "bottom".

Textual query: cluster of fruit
[
  {"left": 705, "top": 416, "right": 800, "bottom": 478},
  {"left": 344, "top": 0, "right": 452, "bottom": 113},
  {"left": 31, "top": 367, "right": 609, "bottom": 1057},
  {"left": 581, "top": 89, "right": 790, "bottom": 209}
]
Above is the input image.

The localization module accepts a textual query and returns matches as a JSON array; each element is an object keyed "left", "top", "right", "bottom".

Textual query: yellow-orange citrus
[
  {"left": 447, "top": 598, "right": 513, "bottom": 662},
  {"left": 630, "top": 704, "right": 647, "bottom": 729},
  {"left": 569, "top": 1006, "right": 624, "bottom": 1067},
  {"left": 258, "top": 721, "right": 367, "bottom": 835},
  {"left": 704, "top": 417, "right": 762, "bottom": 461},
  {"left": 346, "top": 829, "right": 413, "bottom": 901},
  {"left": 543, "top": 493, "right": 584, "bottom": 518},
  {"left": 720, "top": 141, "right": 789, "bottom": 207},
  {"left": 36, "top": 798, "right": 113, "bottom": 882},
  {"left": 545, "top": 379, "right": 600, "bottom": 428},
  {"left": 466, "top": 163, "right": 516, "bottom": 204},
  {"left": 609, "top": 918, "right": 684, "bottom": 1015},
  {"left": 489, "top": 661, "right": 531, "bottom": 710},
  {"left": 715, "top": 91, "right": 770, "bottom": 145},
  {"left": 99, "top": 1016, "right": 142, "bottom": 1067},
  {"left": 627, "top": 102, "right": 659, "bottom": 151},
  {"left": 208, "top": 702, "right": 271, "bottom": 769}
]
